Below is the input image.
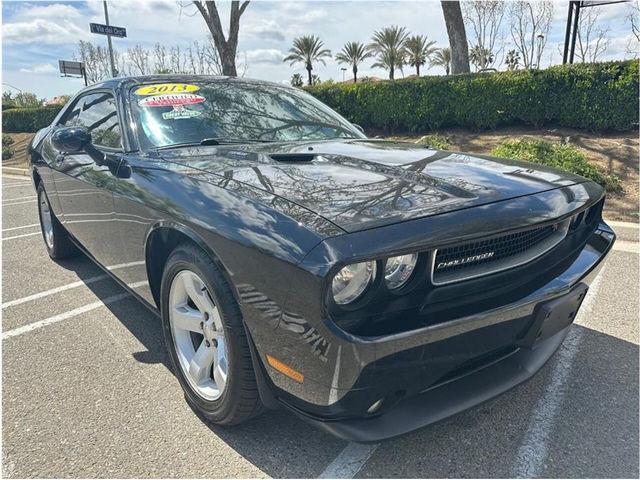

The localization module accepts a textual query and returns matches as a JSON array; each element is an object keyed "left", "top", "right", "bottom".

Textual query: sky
[{"left": 1, "top": 0, "right": 638, "bottom": 99}]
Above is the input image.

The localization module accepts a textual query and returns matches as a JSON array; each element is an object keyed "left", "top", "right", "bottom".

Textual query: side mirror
[
  {"left": 51, "top": 126, "right": 91, "bottom": 153},
  {"left": 352, "top": 123, "right": 365, "bottom": 135}
]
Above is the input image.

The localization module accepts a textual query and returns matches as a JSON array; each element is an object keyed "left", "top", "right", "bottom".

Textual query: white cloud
[
  {"left": 244, "top": 48, "right": 286, "bottom": 65},
  {"left": 19, "top": 63, "right": 58, "bottom": 74},
  {"left": 2, "top": 19, "right": 87, "bottom": 45},
  {"left": 21, "top": 4, "right": 83, "bottom": 19},
  {"left": 244, "top": 19, "right": 286, "bottom": 42}
]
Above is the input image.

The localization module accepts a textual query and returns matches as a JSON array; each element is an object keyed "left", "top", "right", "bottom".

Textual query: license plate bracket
[{"left": 519, "top": 283, "right": 589, "bottom": 348}]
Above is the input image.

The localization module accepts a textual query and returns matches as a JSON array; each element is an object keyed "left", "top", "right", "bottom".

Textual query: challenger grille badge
[{"left": 436, "top": 251, "right": 495, "bottom": 270}]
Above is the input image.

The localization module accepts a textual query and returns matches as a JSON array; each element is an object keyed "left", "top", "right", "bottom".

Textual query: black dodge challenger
[{"left": 29, "top": 75, "right": 615, "bottom": 441}]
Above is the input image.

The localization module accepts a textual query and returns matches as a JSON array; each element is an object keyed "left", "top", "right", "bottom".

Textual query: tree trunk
[
  {"left": 416, "top": 64, "right": 420, "bottom": 76},
  {"left": 193, "top": 1, "right": 249, "bottom": 77},
  {"left": 389, "top": 62, "right": 394, "bottom": 80},
  {"left": 353, "top": 65, "right": 357, "bottom": 83},
  {"left": 307, "top": 65, "right": 313, "bottom": 86},
  {"left": 446, "top": 65, "right": 450, "bottom": 75},
  {"left": 440, "top": 1, "right": 470, "bottom": 74}
]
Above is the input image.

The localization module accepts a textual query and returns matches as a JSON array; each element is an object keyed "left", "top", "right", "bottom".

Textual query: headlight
[
  {"left": 384, "top": 253, "right": 418, "bottom": 290},
  {"left": 332, "top": 261, "right": 376, "bottom": 305}
]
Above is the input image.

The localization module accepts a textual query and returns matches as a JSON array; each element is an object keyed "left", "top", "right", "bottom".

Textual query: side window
[{"left": 63, "top": 93, "right": 122, "bottom": 149}]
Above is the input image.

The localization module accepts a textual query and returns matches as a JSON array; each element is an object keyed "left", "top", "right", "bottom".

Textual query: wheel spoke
[
  {"left": 209, "top": 307, "right": 223, "bottom": 331},
  {"left": 183, "top": 273, "right": 215, "bottom": 313},
  {"left": 188, "top": 340, "right": 215, "bottom": 386},
  {"left": 172, "top": 304, "right": 203, "bottom": 332},
  {"left": 213, "top": 338, "right": 228, "bottom": 390}
]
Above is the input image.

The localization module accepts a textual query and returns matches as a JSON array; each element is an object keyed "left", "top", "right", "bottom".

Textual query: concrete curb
[{"left": 2, "top": 166, "right": 30, "bottom": 177}]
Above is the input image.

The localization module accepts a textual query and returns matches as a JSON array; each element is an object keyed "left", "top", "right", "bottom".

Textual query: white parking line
[
  {"left": 2, "top": 199, "right": 37, "bottom": 207},
  {"left": 1, "top": 183, "right": 31, "bottom": 189},
  {"left": 2, "top": 223, "right": 39, "bottom": 232},
  {"left": 318, "top": 442, "right": 379, "bottom": 479},
  {"left": 612, "top": 240, "right": 640, "bottom": 254},
  {"left": 2, "top": 231, "right": 40, "bottom": 241},
  {"left": 2, "top": 274, "right": 109, "bottom": 309},
  {"left": 512, "top": 266, "right": 607, "bottom": 478},
  {"left": 1, "top": 281, "right": 148, "bottom": 340},
  {"left": 1, "top": 293, "right": 131, "bottom": 340},
  {"left": 607, "top": 220, "right": 639, "bottom": 229},
  {"left": 2, "top": 196, "right": 36, "bottom": 203}
]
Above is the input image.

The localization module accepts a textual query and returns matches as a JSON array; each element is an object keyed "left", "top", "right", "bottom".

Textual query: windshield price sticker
[
  {"left": 135, "top": 83, "right": 199, "bottom": 96},
  {"left": 138, "top": 93, "right": 206, "bottom": 107}
]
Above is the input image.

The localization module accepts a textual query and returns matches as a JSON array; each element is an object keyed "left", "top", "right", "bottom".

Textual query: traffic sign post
[{"left": 89, "top": 1, "right": 127, "bottom": 78}]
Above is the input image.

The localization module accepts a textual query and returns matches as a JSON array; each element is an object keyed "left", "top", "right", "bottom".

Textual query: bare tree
[
  {"left": 127, "top": 44, "right": 151, "bottom": 75},
  {"left": 153, "top": 43, "right": 170, "bottom": 73},
  {"left": 441, "top": 1, "right": 471, "bottom": 74},
  {"left": 189, "top": 1, "right": 250, "bottom": 76},
  {"left": 575, "top": 6, "right": 610, "bottom": 63},
  {"left": 509, "top": 0, "right": 553, "bottom": 69},
  {"left": 75, "top": 40, "right": 114, "bottom": 83},
  {"left": 462, "top": 0, "right": 505, "bottom": 69}
]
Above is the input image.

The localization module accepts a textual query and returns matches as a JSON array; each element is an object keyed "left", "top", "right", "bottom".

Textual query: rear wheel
[
  {"left": 160, "top": 243, "right": 263, "bottom": 425},
  {"left": 37, "top": 183, "right": 77, "bottom": 259}
]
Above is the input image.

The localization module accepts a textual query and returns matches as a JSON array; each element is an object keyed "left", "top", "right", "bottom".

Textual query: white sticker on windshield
[{"left": 162, "top": 106, "right": 202, "bottom": 120}]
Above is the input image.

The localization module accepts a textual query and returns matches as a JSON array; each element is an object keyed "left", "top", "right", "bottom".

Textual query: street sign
[
  {"left": 89, "top": 22, "right": 126, "bottom": 38},
  {"left": 59, "top": 60, "right": 83, "bottom": 77}
]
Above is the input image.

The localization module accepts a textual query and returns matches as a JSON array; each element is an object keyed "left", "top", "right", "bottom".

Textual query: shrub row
[
  {"left": 307, "top": 60, "right": 639, "bottom": 132},
  {"left": 2, "top": 105, "right": 64, "bottom": 133},
  {"left": 491, "top": 138, "right": 622, "bottom": 191}
]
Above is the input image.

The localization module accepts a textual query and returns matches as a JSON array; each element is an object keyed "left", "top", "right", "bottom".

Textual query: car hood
[{"left": 159, "top": 139, "right": 588, "bottom": 233}]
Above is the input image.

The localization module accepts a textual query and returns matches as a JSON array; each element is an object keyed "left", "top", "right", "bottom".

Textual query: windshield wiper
[
  {"left": 152, "top": 138, "right": 274, "bottom": 151},
  {"left": 200, "top": 138, "right": 275, "bottom": 145}
]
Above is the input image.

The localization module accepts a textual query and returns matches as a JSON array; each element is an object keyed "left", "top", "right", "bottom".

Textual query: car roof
[{"left": 78, "top": 74, "right": 295, "bottom": 95}]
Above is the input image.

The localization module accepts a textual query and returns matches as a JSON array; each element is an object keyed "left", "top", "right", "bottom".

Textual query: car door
[{"left": 50, "top": 91, "right": 124, "bottom": 268}]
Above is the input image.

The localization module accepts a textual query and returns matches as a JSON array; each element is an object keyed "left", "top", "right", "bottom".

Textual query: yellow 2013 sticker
[{"left": 134, "top": 83, "right": 199, "bottom": 96}]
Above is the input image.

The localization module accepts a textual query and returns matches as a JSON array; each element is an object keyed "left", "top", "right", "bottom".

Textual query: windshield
[{"left": 130, "top": 80, "right": 365, "bottom": 149}]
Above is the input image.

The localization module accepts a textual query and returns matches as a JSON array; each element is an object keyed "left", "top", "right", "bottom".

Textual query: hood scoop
[{"left": 270, "top": 153, "right": 316, "bottom": 163}]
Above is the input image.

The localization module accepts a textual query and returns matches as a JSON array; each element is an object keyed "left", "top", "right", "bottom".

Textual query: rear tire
[
  {"left": 160, "top": 243, "right": 263, "bottom": 425},
  {"left": 37, "top": 183, "right": 77, "bottom": 260}
]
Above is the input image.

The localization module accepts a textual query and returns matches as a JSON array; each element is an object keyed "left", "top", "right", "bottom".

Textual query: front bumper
[{"left": 248, "top": 218, "right": 614, "bottom": 441}]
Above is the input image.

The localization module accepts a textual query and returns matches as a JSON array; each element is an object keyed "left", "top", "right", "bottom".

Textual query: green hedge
[
  {"left": 307, "top": 60, "right": 639, "bottom": 132},
  {"left": 2, "top": 105, "right": 64, "bottom": 133}
]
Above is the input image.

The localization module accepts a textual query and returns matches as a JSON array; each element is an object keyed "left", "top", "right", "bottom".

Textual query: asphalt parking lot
[{"left": 1, "top": 173, "right": 638, "bottom": 478}]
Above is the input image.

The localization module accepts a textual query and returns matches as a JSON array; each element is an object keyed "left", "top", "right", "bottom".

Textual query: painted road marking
[
  {"left": 512, "top": 266, "right": 608, "bottom": 478},
  {"left": 1, "top": 293, "right": 130, "bottom": 340},
  {"left": 2, "top": 223, "right": 39, "bottom": 232},
  {"left": 2, "top": 231, "right": 40, "bottom": 241},
  {"left": 612, "top": 240, "right": 640, "bottom": 254},
  {"left": 2, "top": 274, "right": 109, "bottom": 309},
  {"left": 607, "top": 220, "right": 639, "bottom": 229},
  {"left": 1, "top": 184, "right": 32, "bottom": 189},
  {"left": 1, "top": 281, "right": 147, "bottom": 340},
  {"left": 318, "top": 442, "right": 379, "bottom": 479},
  {"left": 2, "top": 196, "right": 36, "bottom": 203},
  {"left": 2, "top": 199, "right": 37, "bottom": 206},
  {"left": 2, "top": 261, "right": 146, "bottom": 308}
]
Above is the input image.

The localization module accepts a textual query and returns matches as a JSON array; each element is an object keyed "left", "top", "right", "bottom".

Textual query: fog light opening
[{"left": 367, "top": 398, "right": 384, "bottom": 414}]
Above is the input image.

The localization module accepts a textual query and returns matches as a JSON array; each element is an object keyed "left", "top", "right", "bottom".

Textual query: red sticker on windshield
[{"left": 138, "top": 93, "right": 205, "bottom": 107}]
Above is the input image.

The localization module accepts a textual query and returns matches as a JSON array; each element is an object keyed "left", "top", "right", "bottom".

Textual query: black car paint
[{"left": 29, "top": 75, "right": 615, "bottom": 441}]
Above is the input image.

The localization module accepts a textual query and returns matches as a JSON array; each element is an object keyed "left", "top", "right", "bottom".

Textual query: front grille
[{"left": 432, "top": 220, "right": 570, "bottom": 285}]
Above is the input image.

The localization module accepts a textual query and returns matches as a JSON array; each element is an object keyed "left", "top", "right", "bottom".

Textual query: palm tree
[
  {"left": 430, "top": 47, "right": 452, "bottom": 75},
  {"left": 469, "top": 45, "right": 494, "bottom": 71},
  {"left": 290, "top": 73, "right": 304, "bottom": 87},
  {"left": 335, "top": 41, "right": 372, "bottom": 83},
  {"left": 404, "top": 35, "right": 437, "bottom": 76},
  {"left": 369, "top": 25, "right": 409, "bottom": 80},
  {"left": 283, "top": 35, "right": 332, "bottom": 86}
]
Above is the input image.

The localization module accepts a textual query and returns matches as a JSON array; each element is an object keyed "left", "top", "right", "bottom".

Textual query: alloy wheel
[{"left": 169, "top": 269, "right": 229, "bottom": 401}]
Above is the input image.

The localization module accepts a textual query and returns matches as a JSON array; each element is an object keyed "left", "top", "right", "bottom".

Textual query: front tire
[
  {"left": 37, "top": 183, "right": 77, "bottom": 259},
  {"left": 160, "top": 243, "right": 263, "bottom": 425}
]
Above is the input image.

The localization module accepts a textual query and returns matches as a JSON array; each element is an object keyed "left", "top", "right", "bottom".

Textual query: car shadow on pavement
[
  {"left": 75, "top": 262, "right": 638, "bottom": 478},
  {"left": 71, "top": 263, "right": 347, "bottom": 478}
]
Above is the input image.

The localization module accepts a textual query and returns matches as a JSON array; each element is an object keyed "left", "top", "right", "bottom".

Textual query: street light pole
[
  {"left": 103, "top": 1, "right": 117, "bottom": 77},
  {"left": 341, "top": 67, "right": 347, "bottom": 82}
]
